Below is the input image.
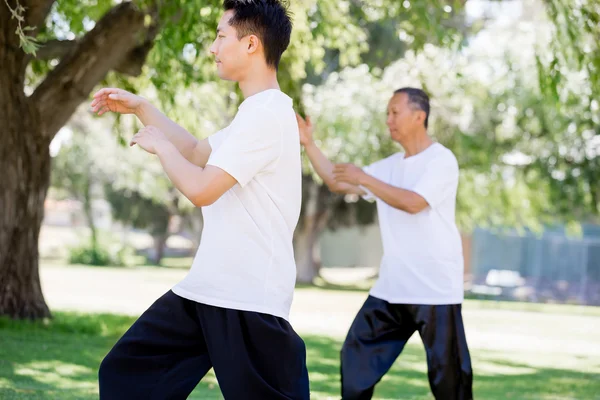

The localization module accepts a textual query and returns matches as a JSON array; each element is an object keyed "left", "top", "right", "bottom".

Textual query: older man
[{"left": 297, "top": 87, "right": 473, "bottom": 400}]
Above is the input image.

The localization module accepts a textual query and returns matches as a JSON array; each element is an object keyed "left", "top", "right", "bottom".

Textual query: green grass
[
  {"left": 0, "top": 313, "right": 222, "bottom": 400},
  {"left": 1, "top": 306, "right": 600, "bottom": 400}
]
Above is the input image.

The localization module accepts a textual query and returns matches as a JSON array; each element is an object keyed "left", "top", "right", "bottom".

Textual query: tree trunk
[
  {"left": 294, "top": 222, "right": 321, "bottom": 284},
  {"left": 149, "top": 211, "right": 172, "bottom": 266},
  {"left": 294, "top": 178, "right": 330, "bottom": 284},
  {"left": 0, "top": 1, "right": 151, "bottom": 319},
  {"left": 82, "top": 180, "right": 98, "bottom": 254},
  {"left": 150, "top": 233, "right": 168, "bottom": 266},
  {"left": 183, "top": 208, "right": 204, "bottom": 252},
  {"left": 0, "top": 67, "right": 52, "bottom": 319}
]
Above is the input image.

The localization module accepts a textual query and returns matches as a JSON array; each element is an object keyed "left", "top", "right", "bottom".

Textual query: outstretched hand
[
  {"left": 333, "top": 163, "right": 365, "bottom": 186},
  {"left": 91, "top": 88, "right": 144, "bottom": 116}
]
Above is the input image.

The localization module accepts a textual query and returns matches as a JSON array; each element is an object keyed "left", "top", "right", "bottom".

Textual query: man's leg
[
  {"left": 413, "top": 304, "right": 473, "bottom": 400},
  {"left": 99, "top": 291, "right": 212, "bottom": 400},
  {"left": 196, "top": 303, "right": 310, "bottom": 400},
  {"left": 340, "top": 296, "right": 417, "bottom": 400}
]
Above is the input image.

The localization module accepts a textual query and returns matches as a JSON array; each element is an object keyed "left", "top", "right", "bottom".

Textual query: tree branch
[
  {"left": 34, "top": 38, "right": 155, "bottom": 76},
  {"left": 31, "top": 2, "right": 151, "bottom": 139},
  {"left": 23, "top": 0, "right": 55, "bottom": 33},
  {"left": 34, "top": 39, "right": 73, "bottom": 60}
]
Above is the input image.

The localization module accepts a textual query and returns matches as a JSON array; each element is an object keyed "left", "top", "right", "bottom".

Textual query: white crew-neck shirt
[
  {"left": 362, "top": 143, "right": 464, "bottom": 305},
  {"left": 172, "top": 89, "right": 301, "bottom": 320}
]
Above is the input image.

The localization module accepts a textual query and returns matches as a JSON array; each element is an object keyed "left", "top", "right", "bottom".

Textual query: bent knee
[{"left": 98, "top": 351, "right": 118, "bottom": 384}]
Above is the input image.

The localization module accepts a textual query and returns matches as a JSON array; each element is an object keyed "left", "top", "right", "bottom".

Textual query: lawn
[{"left": 1, "top": 301, "right": 599, "bottom": 399}]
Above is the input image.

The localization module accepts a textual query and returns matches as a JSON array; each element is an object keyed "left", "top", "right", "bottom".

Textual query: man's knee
[
  {"left": 98, "top": 350, "right": 119, "bottom": 387},
  {"left": 341, "top": 354, "right": 373, "bottom": 400},
  {"left": 461, "top": 359, "right": 473, "bottom": 378},
  {"left": 340, "top": 335, "right": 359, "bottom": 363},
  {"left": 98, "top": 353, "right": 109, "bottom": 380}
]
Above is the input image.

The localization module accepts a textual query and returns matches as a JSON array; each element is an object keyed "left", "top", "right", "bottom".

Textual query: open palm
[{"left": 91, "top": 88, "right": 143, "bottom": 116}]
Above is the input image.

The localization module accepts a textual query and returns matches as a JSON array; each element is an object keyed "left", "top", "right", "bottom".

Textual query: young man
[
  {"left": 297, "top": 88, "right": 473, "bottom": 400},
  {"left": 91, "top": 1, "right": 309, "bottom": 399}
]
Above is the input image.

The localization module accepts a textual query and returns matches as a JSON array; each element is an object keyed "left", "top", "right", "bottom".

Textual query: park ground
[{"left": 1, "top": 263, "right": 600, "bottom": 399}]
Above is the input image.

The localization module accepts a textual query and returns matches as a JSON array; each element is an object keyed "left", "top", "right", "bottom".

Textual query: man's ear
[
  {"left": 247, "top": 34, "right": 260, "bottom": 54},
  {"left": 416, "top": 110, "right": 426, "bottom": 126}
]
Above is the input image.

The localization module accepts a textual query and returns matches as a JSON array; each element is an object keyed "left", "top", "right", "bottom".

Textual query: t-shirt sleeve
[
  {"left": 410, "top": 152, "right": 459, "bottom": 209},
  {"left": 206, "top": 108, "right": 281, "bottom": 187},
  {"left": 207, "top": 128, "right": 228, "bottom": 151},
  {"left": 360, "top": 156, "right": 393, "bottom": 201}
]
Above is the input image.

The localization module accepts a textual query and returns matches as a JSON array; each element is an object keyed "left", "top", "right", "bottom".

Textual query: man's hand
[
  {"left": 333, "top": 163, "right": 365, "bottom": 186},
  {"left": 295, "top": 113, "right": 314, "bottom": 147},
  {"left": 91, "top": 88, "right": 146, "bottom": 116},
  {"left": 130, "top": 126, "right": 170, "bottom": 155}
]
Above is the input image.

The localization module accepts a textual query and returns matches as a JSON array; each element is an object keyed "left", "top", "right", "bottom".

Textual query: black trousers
[
  {"left": 341, "top": 296, "right": 473, "bottom": 400},
  {"left": 99, "top": 290, "right": 310, "bottom": 400}
]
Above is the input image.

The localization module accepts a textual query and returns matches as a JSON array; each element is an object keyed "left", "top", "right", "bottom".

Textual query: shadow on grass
[
  {"left": 0, "top": 313, "right": 133, "bottom": 400},
  {"left": 1, "top": 313, "right": 599, "bottom": 400},
  {"left": 0, "top": 313, "right": 222, "bottom": 400}
]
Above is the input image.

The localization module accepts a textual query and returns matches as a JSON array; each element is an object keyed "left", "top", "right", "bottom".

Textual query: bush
[{"left": 68, "top": 237, "right": 137, "bottom": 267}]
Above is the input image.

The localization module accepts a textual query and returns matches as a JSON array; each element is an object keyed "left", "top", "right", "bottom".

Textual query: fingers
[
  {"left": 91, "top": 88, "right": 125, "bottom": 114},
  {"left": 130, "top": 132, "right": 141, "bottom": 147},
  {"left": 332, "top": 172, "right": 346, "bottom": 183},
  {"left": 90, "top": 101, "right": 108, "bottom": 114},
  {"left": 333, "top": 164, "right": 345, "bottom": 173},
  {"left": 130, "top": 127, "right": 147, "bottom": 146},
  {"left": 295, "top": 113, "right": 312, "bottom": 124},
  {"left": 332, "top": 166, "right": 344, "bottom": 180},
  {"left": 332, "top": 164, "right": 355, "bottom": 183},
  {"left": 129, "top": 126, "right": 156, "bottom": 147},
  {"left": 90, "top": 96, "right": 105, "bottom": 110},
  {"left": 90, "top": 94, "right": 112, "bottom": 114},
  {"left": 333, "top": 170, "right": 350, "bottom": 183},
  {"left": 92, "top": 88, "right": 120, "bottom": 99}
]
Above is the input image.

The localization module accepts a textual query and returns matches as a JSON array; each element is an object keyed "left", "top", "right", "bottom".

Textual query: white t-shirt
[
  {"left": 362, "top": 143, "right": 464, "bottom": 305},
  {"left": 172, "top": 89, "right": 301, "bottom": 320}
]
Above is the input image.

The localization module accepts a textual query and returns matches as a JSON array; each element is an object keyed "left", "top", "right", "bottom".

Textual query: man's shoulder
[
  {"left": 238, "top": 90, "right": 293, "bottom": 114},
  {"left": 430, "top": 143, "right": 457, "bottom": 162},
  {"left": 368, "top": 152, "right": 400, "bottom": 165},
  {"left": 424, "top": 144, "right": 459, "bottom": 176},
  {"left": 378, "top": 152, "right": 404, "bottom": 164},
  {"left": 234, "top": 101, "right": 292, "bottom": 127}
]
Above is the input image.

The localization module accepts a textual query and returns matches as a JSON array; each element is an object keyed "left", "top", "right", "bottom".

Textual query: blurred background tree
[{"left": 0, "top": 0, "right": 464, "bottom": 318}]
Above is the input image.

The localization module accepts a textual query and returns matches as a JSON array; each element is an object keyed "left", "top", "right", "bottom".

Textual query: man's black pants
[
  {"left": 341, "top": 296, "right": 473, "bottom": 400},
  {"left": 99, "top": 290, "right": 310, "bottom": 399}
]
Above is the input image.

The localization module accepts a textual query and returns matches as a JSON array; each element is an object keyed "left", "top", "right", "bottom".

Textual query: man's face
[
  {"left": 209, "top": 10, "right": 250, "bottom": 81},
  {"left": 386, "top": 93, "right": 423, "bottom": 142}
]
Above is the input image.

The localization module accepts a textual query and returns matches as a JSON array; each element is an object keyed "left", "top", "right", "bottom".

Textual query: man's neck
[
  {"left": 400, "top": 130, "right": 434, "bottom": 158},
  {"left": 238, "top": 66, "right": 280, "bottom": 98}
]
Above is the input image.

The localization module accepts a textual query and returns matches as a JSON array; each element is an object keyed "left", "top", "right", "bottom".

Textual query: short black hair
[
  {"left": 394, "top": 87, "right": 430, "bottom": 128},
  {"left": 223, "top": 0, "right": 292, "bottom": 70}
]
